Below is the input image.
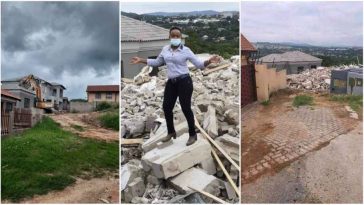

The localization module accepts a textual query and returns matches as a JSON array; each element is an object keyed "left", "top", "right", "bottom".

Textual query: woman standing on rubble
[{"left": 131, "top": 26, "right": 220, "bottom": 146}]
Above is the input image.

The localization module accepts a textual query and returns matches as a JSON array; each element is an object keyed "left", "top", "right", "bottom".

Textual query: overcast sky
[
  {"left": 242, "top": 1, "right": 363, "bottom": 47},
  {"left": 121, "top": 2, "right": 238, "bottom": 14},
  {"left": 1, "top": 1, "right": 119, "bottom": 99}
]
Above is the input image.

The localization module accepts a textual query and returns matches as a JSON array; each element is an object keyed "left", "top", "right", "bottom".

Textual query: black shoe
[
  {"left": 162, "top": 132, "right": 176, "bottom": 142},
  {"left": 186, "top": 134, "right": 197, "bottom": 146}
]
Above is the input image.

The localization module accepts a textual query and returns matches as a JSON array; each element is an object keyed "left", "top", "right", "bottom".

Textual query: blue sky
[
  {"left": 121, "top": 2, "right": 239, "bottom": 14},
  {"left": 241, "top": 1, "right": 363, "bottom": 47}
]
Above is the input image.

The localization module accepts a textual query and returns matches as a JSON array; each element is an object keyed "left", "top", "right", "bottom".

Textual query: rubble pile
[
  {"left": 287, "top": 65, "right": 362, "bottom": 92},
  {"left": 120, "top": 55, "right": 240, "bottom": 203}
]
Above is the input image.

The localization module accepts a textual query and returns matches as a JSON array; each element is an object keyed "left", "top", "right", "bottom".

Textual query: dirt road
[
  {"left": 50, "top": 112, "right": 118, "bottom": 142},
  {"left": 18, "top": 173, "right": 119, "bottom": 204}
]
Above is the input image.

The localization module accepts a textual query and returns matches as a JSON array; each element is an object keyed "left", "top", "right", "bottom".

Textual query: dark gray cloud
[
  {"left": 242, "top": 2, "right": 363, "bottom": 47},
  {"left": 1, "top": 1, "right": 119, "bottom": 99}
]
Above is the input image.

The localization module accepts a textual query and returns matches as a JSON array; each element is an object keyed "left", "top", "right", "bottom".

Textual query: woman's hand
[
  {"left": 208, "top": 55, "right": 221, "bottom": 64},
  {"left": 130, "top": 57, "right": 145, "bottom": 64}
]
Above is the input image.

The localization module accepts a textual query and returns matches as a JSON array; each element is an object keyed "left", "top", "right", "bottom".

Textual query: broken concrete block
[
  {"left": 199, "top": 156, "right": 217, "bottom": 175},
  {"left": 224, "top": 181, "right": 237, "bottom": 200},
  {"left": 170, "top": 167, "right": 221, "bottom": 196},
  {"left": 224, "top": 109, "right": 239, "bottom": 125},
  {"left": 142, "top": 133, "right": 212, "bottom": 179},
  {"left": 147, "top": 175, "right": 161, "bottom": 185},
  {"left": 120, "top": 159, "right": 144, "bottom": 191},
  {"left": 203, "top": 105, "right": 218, "bottom": 139},
  {"left": 215, "top": 134, "right": 240, "bottom": 163},
  {"left": 128, "top": 177, "right": 145, "bottom": 197},
  {"left": 156, "top": 139, "right": 173, "bottom": 149},
  {"left": 142, "top": 121, "right": 188, "bottom": 152}
]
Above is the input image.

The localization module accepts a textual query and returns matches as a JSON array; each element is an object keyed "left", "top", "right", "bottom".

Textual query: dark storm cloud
[{"left": 1, "top": 1, "right": 119, "bottom": 98}]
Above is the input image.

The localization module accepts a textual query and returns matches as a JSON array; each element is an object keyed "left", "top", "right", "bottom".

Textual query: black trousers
[{"left": 163, "top": 75, "right": 196, "bottom": 137}]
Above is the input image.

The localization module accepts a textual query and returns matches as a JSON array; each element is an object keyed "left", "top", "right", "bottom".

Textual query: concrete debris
[
  {"left": 170, "top": 167, "right": 221, "bottom": 196},
  {"left": 142, "top": 133, "right": 212, "bottom": 179},
  {"left": 203, "top": 106, "right": 219, "bottom": 139},
  {"left": 287, "top": 65, "right": 362, "bottom": 92},
  {"left": 120, "top": 55, "right": 239, "bottom": 203}
]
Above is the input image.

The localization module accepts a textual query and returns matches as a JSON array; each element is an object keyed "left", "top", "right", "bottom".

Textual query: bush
[
  {"left": 293, "top": 95, "right": 314, "bottom": 107},
  {"left": 96, "top": 102, "right": 112, "bottom": 111},
  {"left": 99, "top": 112, "right": 119, "bottom": 131}
]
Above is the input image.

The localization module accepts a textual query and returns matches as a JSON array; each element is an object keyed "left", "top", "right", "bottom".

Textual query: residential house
[
  {"left": 258, "top": 51, "right": 322, "bottom": 74},
  {"left": 120, "top": 15, "right": 187, "bottom": 78},
  {"left": 86, "top": 85, "right": 119, "bottom": 103},
  {"left": 1, "top": 89, "right": 21, "bottom": 113},
  {"left": 1, "top": 75, "right": 67, "bottom": 111}
]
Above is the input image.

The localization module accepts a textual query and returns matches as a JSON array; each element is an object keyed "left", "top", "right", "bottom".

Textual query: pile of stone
[
  {"left": 120, "top": 55, "right": 240, "bottom": 203},
  {"left": 287, "top": 65, "right": 362, "bottom": 92}
]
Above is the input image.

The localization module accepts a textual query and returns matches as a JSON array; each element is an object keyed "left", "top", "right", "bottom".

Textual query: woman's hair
[{"left": 169, "top": 26, "right": 182, "bottom": 34}]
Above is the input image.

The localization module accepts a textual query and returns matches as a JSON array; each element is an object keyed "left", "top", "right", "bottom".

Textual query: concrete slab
[
  {"left": 170, "top": 167, "right": 221, "bottom": 196},
  {"left": 142, "top": 121, "right": 188, "bottom": 152},
  {"left": 141, "top": 133, "right": 212, "bottom": 179}
]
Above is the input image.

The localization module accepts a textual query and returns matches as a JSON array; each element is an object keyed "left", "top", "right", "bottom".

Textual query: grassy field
[
  {"left": 1, "top": 117, "right": 119, "bottom": 202},
  {"left": 99, "top": 112, "right": 119, "bottom": 131}
]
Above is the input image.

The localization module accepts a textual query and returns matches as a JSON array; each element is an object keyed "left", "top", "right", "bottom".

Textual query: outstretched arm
[
  {"left": 187, "top": 49, "right": 220, "bottom": 69},
  {"left": 130, "top": 54, "right": 165, "bottom": 67}
]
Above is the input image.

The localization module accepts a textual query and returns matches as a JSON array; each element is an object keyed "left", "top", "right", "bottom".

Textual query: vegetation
[
  {"left": 293, "top": 95, "right": 314, "bottom": 107},
  {"left": 98, "top": 112, "right": 119, "bottom": 131},
  {"left": 330, "top": 94, "right": 363, "bottom": 112},
  {"left": 261, "top": 100, "right": 270, "bottom": 106},
  {"left": 1, "top": 117, "right": 118, "bottom": 202},
  {"left": 70, "top": 98, "right": 87, "bottom": 102},
  {"left": 96, "top": 102, "right": 112, "bottom": 111}
]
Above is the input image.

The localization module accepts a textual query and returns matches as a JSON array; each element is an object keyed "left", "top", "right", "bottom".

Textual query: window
[
  {"left": 311, "top": 65, "right": 317, "bottom": 69},
  {"left": 95, "top": 93, "right": 101, "bottom": 99},
  {"left": 297, "top": 66, "right": 304, "bottom": 73},
  {"left": 52, "top": 89, "right": 57, "bottom": 97},
  {"left": 356, "top": 78, "right": 363, "bottom": 87},
  {"left": 60, "top": 89, "right": 63, "bottom": 98},
  {"left": 333, "top": 79, "right": 346, "bottom": 88},
  {"left": 5, "top": 102, "right": 13, "bottom": 112},
  {"left": 24, "top": 98, "right": 30, "bottom": 108},
  {"left": 106, "top": 92, "right": 113, "bottom": 99}
]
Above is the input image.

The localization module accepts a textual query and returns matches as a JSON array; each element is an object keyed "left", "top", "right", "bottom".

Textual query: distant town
[{"left": 252, "top": 42, "right": 363, "bottom": 66}]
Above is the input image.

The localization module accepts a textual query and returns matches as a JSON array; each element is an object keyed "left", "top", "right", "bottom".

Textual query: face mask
[{"left": 170, "top": 38, "right": 181, "bottom": 46}]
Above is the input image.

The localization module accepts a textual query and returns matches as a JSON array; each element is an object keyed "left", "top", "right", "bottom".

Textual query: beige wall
[
  {"left": 255, "top": 64, "right": 287, "bottom": 102},
  {"left": 87, "top": 92, "right": 119, "bottom": 103}
]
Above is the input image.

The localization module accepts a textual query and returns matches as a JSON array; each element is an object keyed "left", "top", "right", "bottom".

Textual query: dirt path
[
  {"left": 17, "top": 173, "right": 119, "bottom": 204},
  {"left": 50, "top": 112, "right": 118, "bottom": 142}
]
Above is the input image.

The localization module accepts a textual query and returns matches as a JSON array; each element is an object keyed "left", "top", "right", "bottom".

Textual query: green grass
[
  {"left": 1, "top": 117, "right": 118, "bottom": 202},
  {"left": 330, "top": 94, "right": 363, "bottom": 112},
  {"left": 70, "top": 124, "right": 85, "bottom": 132},
  {"left": 98, "top": 112, "right": 119, "bottom": 131},
  {"left": 293, "top": 95, "right": 314, "bottom": 107},
  {"left": 261, "top": 100, "right": 270, "bottom": 106}
]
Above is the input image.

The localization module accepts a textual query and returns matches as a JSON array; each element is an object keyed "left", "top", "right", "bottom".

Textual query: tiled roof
[
  {"left": 86, "top": 85, "right": 119, "bottom": 92},
  {"left": 259, "top": 51, "right": 322, "bottom": 63},
  {"left": 1, "top": 89, "right": 21, "bottom": 100},
  {"left": 241, "top": 34, "right": 257, "bottom": 51},
  {"left": 121, "top": 15, "right": 187, "bottom": 42}
]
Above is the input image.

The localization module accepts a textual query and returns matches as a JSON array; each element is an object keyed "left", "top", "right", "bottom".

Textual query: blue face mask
[{"left": 170, "top": 38, "right": 181, "bottom": 46}]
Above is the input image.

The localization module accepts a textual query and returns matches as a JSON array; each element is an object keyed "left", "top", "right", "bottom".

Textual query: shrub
[
  {"left": 99, "top": 112, "right": 119, "bottom": 131},
  {"left": 96, "top": 102, "right": 112, "bottom": 111}
]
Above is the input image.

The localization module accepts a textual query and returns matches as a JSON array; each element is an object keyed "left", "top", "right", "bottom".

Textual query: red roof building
[{"left": 86, "top": 85, "right": 119, "bottom": 103}]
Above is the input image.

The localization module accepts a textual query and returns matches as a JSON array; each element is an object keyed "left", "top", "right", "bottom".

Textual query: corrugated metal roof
[
  {"left": 260, "top": 51, "right": 322, "bottom": 63},
  {"left": 241, "top": 34, "right": 256, "bottom": 51},
  {"left": 86, "top": 85, "right": 119, "bottom": 92}
]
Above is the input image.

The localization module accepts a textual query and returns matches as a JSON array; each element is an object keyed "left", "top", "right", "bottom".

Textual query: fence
[
  {"left": 14, "top": 108, "right": 32, "bottom": 129},
  {"left": 1, "top": 112, "right": 11, "bottom": 135}
]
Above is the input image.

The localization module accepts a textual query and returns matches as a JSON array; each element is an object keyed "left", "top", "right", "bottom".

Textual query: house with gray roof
[
  {"left": 120, "top": 15, "right": 187, "bottom": 78},
  {"left": 258, "top": 51, "right": 322, "bottom": 74}
]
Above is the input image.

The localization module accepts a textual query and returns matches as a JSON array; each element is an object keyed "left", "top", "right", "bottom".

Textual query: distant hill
[{"left": 143, "top": 10, "right": 236, "bottom": 17}]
